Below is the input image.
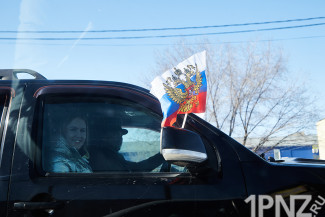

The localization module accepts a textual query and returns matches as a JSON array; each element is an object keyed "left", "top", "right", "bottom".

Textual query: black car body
[{"left": 0, "top": 69, "right": 324, "bottom": 217}]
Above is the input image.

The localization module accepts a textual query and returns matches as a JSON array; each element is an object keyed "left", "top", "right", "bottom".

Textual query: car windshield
[{"left": 1, "top": 1, "right": 324, "bottom": 161}]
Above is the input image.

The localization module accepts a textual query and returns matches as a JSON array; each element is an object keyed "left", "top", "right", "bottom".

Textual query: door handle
[{"left": 13, "top": 201, "right": 64, "bottom": 210}]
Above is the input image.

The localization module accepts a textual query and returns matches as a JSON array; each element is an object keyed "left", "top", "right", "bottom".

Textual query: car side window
[{"left": 41, "top": 95, "right": 185, "bottom": 174}]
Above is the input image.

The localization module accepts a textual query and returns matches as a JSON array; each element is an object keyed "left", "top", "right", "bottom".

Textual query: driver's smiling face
[{"left": 64, "top": 117, "right": 86, "bottom": 150}]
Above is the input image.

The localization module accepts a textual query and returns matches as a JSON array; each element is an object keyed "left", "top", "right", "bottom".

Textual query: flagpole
[{"left": 182, "top": 113, "right": 188, "bottom": 128}]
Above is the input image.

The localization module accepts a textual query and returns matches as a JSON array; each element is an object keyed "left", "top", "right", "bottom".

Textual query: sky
[{"left": 0, "top": 0, "right": 325, "bottom": 119}]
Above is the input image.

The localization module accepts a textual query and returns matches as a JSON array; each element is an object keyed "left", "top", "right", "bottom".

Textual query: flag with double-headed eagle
[{"left": 150, "top": 51, "right": 207, "bottom": 127}]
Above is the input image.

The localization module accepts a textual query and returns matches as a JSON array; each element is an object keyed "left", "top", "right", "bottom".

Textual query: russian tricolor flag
[{"left": 150, "top": 51, "right": 207, "bottom": 127}]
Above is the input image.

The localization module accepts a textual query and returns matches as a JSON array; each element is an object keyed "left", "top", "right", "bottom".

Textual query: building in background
[
  {"left": 317, "top": 119, "right": 325, "bottom": 159},
  {"left": 237, "top": 132, "right": 318, "bottom": 160}
]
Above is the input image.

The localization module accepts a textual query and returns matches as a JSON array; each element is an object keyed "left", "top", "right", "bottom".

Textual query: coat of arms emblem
[{"left": 163, "top": 64, "right": 203, "bottom": 113}]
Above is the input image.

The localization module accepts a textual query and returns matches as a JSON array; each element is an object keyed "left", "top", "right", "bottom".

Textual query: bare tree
[{"left": 145, "top": 39, "right": 318, "bottom": 152}]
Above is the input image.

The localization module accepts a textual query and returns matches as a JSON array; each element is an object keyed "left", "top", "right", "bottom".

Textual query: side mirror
[{"left": 160, "top": 127, "right": 207, "bottom": 167}]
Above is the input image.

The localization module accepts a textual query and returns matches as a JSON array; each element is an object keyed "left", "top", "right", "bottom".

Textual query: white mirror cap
[{"left": 162, "top": 149, "right": 207, "bottom": 163}]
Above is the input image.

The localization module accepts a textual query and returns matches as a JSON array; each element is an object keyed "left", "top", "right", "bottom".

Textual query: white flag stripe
[{"left": 150, "top": 76, "right": 166, "bottom": 99}]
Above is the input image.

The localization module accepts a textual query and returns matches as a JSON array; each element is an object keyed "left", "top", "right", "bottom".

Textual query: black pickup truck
[{"left": 0, "top": 69, "right": 324, "bottom": 217}]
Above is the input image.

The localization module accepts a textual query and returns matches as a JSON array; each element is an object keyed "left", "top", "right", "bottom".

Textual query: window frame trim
[{"left": 33, "top": 85, "right": 191, "bottom": 178}]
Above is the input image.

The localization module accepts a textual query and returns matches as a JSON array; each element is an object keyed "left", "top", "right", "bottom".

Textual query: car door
[
  {"left": 7, "top": 82, "right": 247, "bottom": 217},
  {"left": 7, "top": 82, "right": 192, "bottom": 217}
]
